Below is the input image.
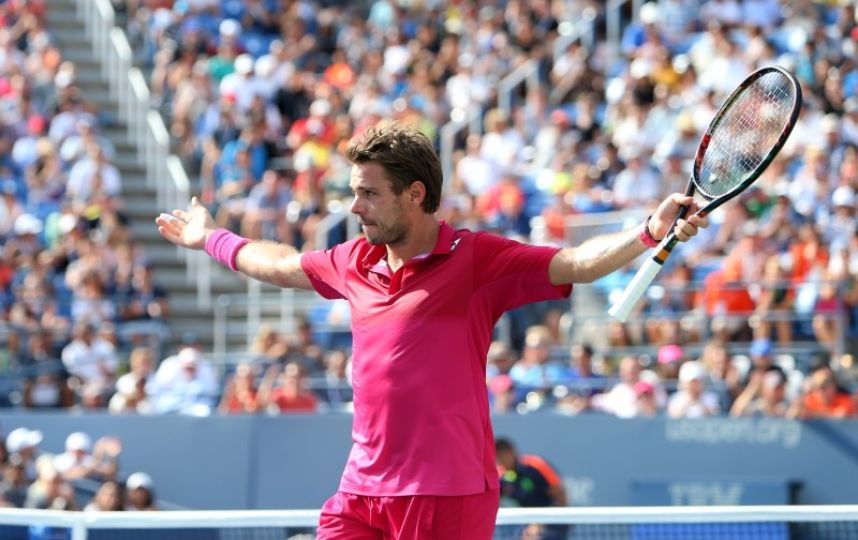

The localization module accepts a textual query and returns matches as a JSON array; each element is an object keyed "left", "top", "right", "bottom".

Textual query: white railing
[
  {"left": 606, "top": 0, "right": 646, "bottom": 69},
  {"left": 439, "top": 107, "right": 482, "bottom": 194},
  {"left": 553, "top": 6, "right": 598, "bottom": 63},
  {"left": 498, "top": 58, "right": 540, "bottom": 119},
  {"left": 2, "top": 505, "right": 858, "bottom": 540},
  {"left": 76, "top": 0, "right": 210, "bottom": 307}
]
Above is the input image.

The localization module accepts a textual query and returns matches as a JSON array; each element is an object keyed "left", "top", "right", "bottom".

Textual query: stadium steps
[{"left": 45, "top": 0, "right": 314, "bottom": 356}]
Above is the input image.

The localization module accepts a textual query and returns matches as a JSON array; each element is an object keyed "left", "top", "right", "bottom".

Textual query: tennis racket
[{"left": 609, "top": 66, "right": 802, "bottom": 322}]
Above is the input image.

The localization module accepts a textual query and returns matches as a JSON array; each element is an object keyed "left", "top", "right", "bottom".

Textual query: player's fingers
[
  {"left": 669, "top": 193, "right": 694, "bottom": 208},
  {"left": 688, "top": 214, "right": 709, "bottom": 229},
  {"left": 673, "top": 219, "right": 697, "bottom": 241},
  {"left": 157, "top": 225, "right": 178, "bottom": 243}
]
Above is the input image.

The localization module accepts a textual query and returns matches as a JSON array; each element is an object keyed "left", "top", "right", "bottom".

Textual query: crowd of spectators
[
  {"left": 112, "top": 0, "right": 858, "bottom": 414},
  {"left": 2, "top": 0, "right": 858, "bottom": 425},
  {"left": 487, "top": 326, "right": 858, "bottom": 420},
  {"left": 0, "top": 0, "right": 173, "bottom": 413},
  {"left": 0, "top": 426, "right": 157, "bottom": 511}
]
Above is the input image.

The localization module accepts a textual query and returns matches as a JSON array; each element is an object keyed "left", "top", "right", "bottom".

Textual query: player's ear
[{"left": 408, "top": 180, "right": 426, "bottom": 206}]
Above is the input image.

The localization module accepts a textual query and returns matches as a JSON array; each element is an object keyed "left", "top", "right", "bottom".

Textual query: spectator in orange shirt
[
  {"left": 258, "top": 362, "right": 318, "bottom": 413},
  {"left": 218, "top": 362, "right": 261, "bottom": 414},
  {"left": 700, "top": 257, "right": 755, "bottom": 340},
  {"left": 793, "top": 367, "right": 856, "bottom": 419}
]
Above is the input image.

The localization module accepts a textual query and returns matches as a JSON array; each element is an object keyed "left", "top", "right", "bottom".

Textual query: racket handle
[{"left": 608, "top": 256, "right": 665, "bottom": 323}]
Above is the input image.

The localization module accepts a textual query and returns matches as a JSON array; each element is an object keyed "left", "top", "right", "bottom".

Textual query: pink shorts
[{"left": 316, "top": 489, "right": 500, "bottom": 540}]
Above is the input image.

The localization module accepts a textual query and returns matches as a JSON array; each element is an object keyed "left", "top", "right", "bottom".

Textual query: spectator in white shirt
[
  {"left": 668, "top": 361, "right": 721, "bottom": 418},
  {"left": 592, "top": 356, "right": 644, "bottom": 418},
  {"left": 66, "top": 143, "right": 122, "bottom": 211},
  {"left": 151, "top": 347, "right": 219, "bottom": 415},
  {"left": 61, "top": 321, "right": 118, "bottom": 401}
]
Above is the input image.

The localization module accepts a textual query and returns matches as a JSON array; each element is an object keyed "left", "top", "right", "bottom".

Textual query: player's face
[{"left": 349, "top": 162, "right": 409, "bottom": 246}]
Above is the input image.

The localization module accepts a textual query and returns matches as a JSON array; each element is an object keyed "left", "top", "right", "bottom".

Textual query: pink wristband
[
  {"left": 204, "top": 229, "right": 250, "bottom": 272},
  {"left": 639, "top": 216, "right": 660, "bottom": 248}
]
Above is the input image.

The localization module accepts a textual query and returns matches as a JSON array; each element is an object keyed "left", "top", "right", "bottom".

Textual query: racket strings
[{"left": 697, "top": 72, "right": 796, "bottom": 198}]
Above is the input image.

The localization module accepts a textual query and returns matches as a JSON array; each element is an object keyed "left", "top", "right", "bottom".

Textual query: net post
[{"left": 70, "top": 521, "right": 88, "bottom": 540}]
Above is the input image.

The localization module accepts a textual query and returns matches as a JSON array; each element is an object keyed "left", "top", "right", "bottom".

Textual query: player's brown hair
[{"left": 345, "top": 122, "right": 443, "bottom": 214}]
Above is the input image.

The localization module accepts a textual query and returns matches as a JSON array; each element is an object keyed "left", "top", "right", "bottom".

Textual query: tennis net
[{"left": 0, "top": 505, "right": 856, "bottom": 539}]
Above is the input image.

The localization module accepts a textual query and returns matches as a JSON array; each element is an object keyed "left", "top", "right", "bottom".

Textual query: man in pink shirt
[{"left": 157, "top": 122, "right": 707, "bottom": 539}]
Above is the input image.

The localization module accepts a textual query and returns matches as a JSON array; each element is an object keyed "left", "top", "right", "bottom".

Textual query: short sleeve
[
  {"left": 472, "top": 232, "right": 571, "bottom": 313},
  {"left": 300, "top": 240, "right": 361, "bottom": 300}
]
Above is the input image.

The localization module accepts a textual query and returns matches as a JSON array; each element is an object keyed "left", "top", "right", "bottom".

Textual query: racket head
[{"left": 692, "top": 66, "right": 802, "bottom": 201}]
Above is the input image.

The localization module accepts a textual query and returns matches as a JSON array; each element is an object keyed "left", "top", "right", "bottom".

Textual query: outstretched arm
[
  {"left": 548, "top": 193, "right": 708, "bottom": 285},
  {"left": 156, "top": 197, "right": 314, "bottom": 290}
]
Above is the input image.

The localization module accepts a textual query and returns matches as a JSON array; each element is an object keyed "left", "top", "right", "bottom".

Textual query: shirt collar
[{"left": 361, "top": 221, "right": 458, "bottom": 272}]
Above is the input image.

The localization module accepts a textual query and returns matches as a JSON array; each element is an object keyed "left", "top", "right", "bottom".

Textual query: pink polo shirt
[{"left": 301, "top": 222, "right": 571, "bottom": 496}]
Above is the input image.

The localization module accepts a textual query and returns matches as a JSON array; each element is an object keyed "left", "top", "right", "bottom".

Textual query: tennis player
[{"left": 157, "top": 122, "right": 707, "bottom": 539}]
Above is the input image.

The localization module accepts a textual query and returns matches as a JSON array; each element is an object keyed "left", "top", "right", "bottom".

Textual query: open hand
[{"left": 155, "top": 197, "right": 216, "bottom": 250}]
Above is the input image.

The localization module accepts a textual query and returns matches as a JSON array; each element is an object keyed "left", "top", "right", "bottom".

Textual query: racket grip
[{"left": 608, "top": 257, "right": 665, "bottom": 323}]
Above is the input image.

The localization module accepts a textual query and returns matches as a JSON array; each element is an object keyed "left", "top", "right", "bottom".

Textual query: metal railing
[
  {"left": 606, "top": 0, "right": 647, "bottom": 69},
  {"left": 553, "top": 6, "right": 598, "bottom": 63},
  {"left": 439, "top": 107, "right": 482, "bottom": 193},
  {"left": 76, "top": 0, "right": 209, "bottom": 307}
]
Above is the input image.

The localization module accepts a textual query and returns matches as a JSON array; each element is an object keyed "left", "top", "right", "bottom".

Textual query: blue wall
[{"left": 1, "top": 412, "right": 856, "bottom": 509}]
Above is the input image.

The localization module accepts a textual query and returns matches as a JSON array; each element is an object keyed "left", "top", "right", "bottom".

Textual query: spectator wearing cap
[
  {"left": 489, "top": 374, "right": 519, "bottom": 414},
  {"left": 655, "top": 343, "right": 685, "bottom": 382},
  {"left": 10, "top": 213, "right": 43, "bottom": 257},
  {"left": 826, "top": 186, "right": 856, "bottom": 251},
  {"left": 730, "top": 370, "right": 789, "bottom": 418},
  {"left": 52, "top": 432, "right": 95, "bottom": 481},
  {"left": 668, "top": 361, "right": 721, "bottom": 418},
  {"left": 125, "top": 472, "right": 157, "bottom": 511},
  {"left": 743, "top": 338, "right": 786, "bottom": 387},
  {"left": 6, "top": 427, "right": 42, "bottom": 482},
  {"left": 207, "top": 19, "right": 241, "bottom": 83},
  {"left": 151, "top": 346, "right": 219, "bottom": 415},
  {"left": 633, "top": 380, "right": 662, "bottom": 417},
  {"left": 53, "top": 432, "right": 122, "bottom": 483},
  {"left": 219, "top": 53, "right": 257, "bottom": 112}
]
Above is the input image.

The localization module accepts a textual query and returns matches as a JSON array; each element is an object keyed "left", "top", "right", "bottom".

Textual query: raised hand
[
  {"left": 649, "top": 193, "right": 710, "bottom": 242},
  {"left": 155, "top": 196, "right": 216, "bottom": 250}
]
